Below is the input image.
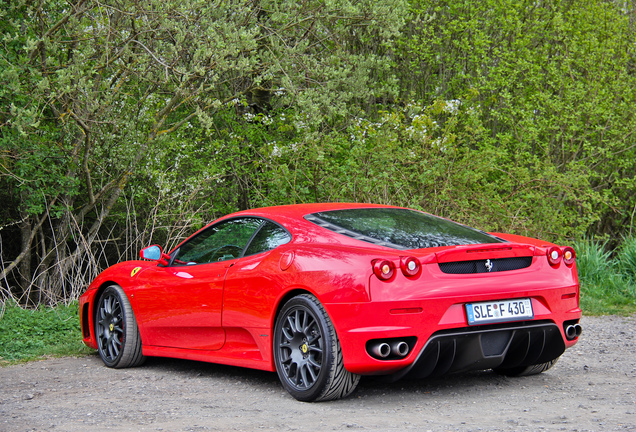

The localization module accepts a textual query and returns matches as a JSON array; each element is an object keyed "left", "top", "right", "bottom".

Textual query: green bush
[
  {"left": 0, "top": 302, "right": 92, "bottom": 365},
  {"left": 574, "top": 238, "right": 636, "bottom": 315},
  {"left": 617, "top": 235, "right": 636, "bottom": 282}
]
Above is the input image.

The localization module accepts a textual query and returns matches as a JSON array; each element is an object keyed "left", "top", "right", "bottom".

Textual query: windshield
[{"left": 305, "top": 208, "right": 504, "bottom": 250}]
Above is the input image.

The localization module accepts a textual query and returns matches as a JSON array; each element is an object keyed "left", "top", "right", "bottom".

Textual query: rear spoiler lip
[{"left": 433, "top": 243, "right": 537, "bottom": 263}]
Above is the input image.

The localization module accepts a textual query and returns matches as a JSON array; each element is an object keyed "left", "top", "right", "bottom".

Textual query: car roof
[
  {"left": 212, "top": 203, "right": 406, "bottom": 250},
  {"left": 227, "top": 202, "right": 399, "bottom": 220}
]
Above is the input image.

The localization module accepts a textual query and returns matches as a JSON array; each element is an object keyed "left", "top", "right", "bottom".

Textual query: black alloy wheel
[
  {"left": 278, "top": 302, "right": 323, "bottom": 390},
  {"left": 274, "top": 294, "right": 360, "bottom": 401},
  {"left": 95, "top": 285, "right": 145, "bottom": 368}
]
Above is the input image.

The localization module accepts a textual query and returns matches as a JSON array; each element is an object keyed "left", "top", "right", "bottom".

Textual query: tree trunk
[{"left": 18, "top": 218, "right": 33, "bottom": 306}]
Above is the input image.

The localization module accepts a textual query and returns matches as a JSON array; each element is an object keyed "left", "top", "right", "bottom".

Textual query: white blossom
[{"left": 443, "top": 99, "right": 461, "bottom": 114}]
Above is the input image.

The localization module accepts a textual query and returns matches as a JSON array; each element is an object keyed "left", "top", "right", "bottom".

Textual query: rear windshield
[{"left": 305, "top": 208, "right": 504, "bottom": 250}]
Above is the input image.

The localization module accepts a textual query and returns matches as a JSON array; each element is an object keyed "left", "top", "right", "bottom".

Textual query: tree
[
  {"left": 397, "top": 0, "right": 636, "bottom": 241},
  {"left": 0, "top": 0, "right": 407, "bottom": 304}
]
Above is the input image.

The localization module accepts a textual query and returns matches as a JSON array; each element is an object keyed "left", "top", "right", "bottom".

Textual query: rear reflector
[{"left": 390, "top": 307, "right": 423, "bottom": 315}]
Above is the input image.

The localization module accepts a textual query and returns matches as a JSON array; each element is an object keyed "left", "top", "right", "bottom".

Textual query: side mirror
[{"left": 140, "top": 245, "right": 170, "bottom": 266}]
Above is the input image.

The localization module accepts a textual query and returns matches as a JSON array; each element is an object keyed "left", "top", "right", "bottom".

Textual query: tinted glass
[
  {"left": 307, "top": 208, "right": 503, "bottom": 250},
  {"left": 173, "top": 218, "right": 262, "bottom": 265},
  {"left": 244, "top": 222, "right": 291, "bottom": 256}
]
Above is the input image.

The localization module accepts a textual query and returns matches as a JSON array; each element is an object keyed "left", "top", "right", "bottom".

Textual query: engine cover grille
[{"left": 439, "top": 256, "right": 532, "bottom": 274}]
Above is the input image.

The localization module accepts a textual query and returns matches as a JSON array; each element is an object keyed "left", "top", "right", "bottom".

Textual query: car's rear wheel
[
  {"left": 495, "top": 358, "right": 559, "bottom": 377},
  {"left": 95, "top": 285, "right": 145, "bottom": 368},
  {"left": 274, "top": 294, "right": 360, "bottom": 401}
]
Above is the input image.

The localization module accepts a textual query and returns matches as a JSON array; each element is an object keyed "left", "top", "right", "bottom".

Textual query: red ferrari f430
[{"left": 80, "top": 203, "right": 581, "bottom": 401}]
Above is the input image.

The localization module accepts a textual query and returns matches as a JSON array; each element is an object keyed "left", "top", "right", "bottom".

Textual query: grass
[
  {"left": 0, "top": 236, "right": 634, "bottom": 365},
  {"left": 0, "top": 301, "right": 93, "bottom": 366},
  {"left": 574, "top": 236, "right": 636, "bottom": 315}
]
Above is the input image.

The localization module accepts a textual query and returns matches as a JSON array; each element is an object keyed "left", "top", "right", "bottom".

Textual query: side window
[
  {"left": 244, "top": 222, "right": 291, "bottom": 256},
  {"left": 172, "top": 218, "right": 262, "bottom": 265}
]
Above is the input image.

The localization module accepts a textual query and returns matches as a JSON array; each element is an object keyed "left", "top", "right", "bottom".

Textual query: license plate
[{"left": 465, "top": 298, "right": 533, "bottom": 325}]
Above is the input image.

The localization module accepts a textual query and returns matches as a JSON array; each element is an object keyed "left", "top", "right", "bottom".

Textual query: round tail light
[
  {"left": 547, "top": 246, "right": 563, "bottom": 266},
  {"left": 400, "top": 256, "right": 421, "bottom": 277},
  {"left": 373, "top": 259, "right": 395, "bottom": 281},
  {"left": 563, "top": 247, "right": 576, "bottom": 266}
]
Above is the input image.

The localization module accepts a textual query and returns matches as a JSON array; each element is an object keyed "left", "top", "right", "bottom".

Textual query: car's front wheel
[
  {"left": 274, "top": 294, "right": 360, "bottom": 401},
  {"left": 95, "top": 285, "right": 145, "bottom": 368}
]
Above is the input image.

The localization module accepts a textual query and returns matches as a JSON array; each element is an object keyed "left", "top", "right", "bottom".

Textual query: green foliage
[
  {"left": 397, "top": 0, "right": 636, "bottom": 242},
  {"left": 574, "top": 238, "right": 636, "bottom": 315},
  {"left": 1, "top": 0, "right": 636, "bottom": 309},
  {"left": 0, "top": 0, "right": 409, "bottom": 296},
  {"left": 0, "top": 302, "right": 91, "bottom": 365},
  {"left": 617, "top": 236, "right": 636, "bottom": 282},
  {"left": 225, "top": 97, "right": 594, "bottom": 241}
]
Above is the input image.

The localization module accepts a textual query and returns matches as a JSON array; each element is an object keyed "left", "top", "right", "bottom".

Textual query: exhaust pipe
[
  {"left": 565, "top": 325, "right": 576, "bottom": 340},
  {"left": 574, "top": 324, "right": 582, "bottom": 338},
  {"left": 371, "top": 342, "right": 391, "bottom": 358},
  {"left": 390, "top": 341, "right": 409, "bottom": 357},
  {"left": 566, "top": 324, "right": 582, "bottom": 340}
]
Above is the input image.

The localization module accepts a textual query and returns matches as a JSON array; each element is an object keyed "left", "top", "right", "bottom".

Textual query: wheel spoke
[
  {"left": 104, "top": 296, "right": 112, "bottom": 314},
  {"left": 308, "top": 356, "right": 321, "bottom": 368},
  {"left": 107, "top": 342, "right": 115, "bottom": 359},
  {"left": 280, "top": 350, "right": 292, "bottom": 363},
  {"left": 307, "top": 329, "right": 320, "bottom": 344},
  {"left": 300, "top": 363, "right": 310, "bottom": 386},
  {"left": 301, "top": 311, "right": 308, "bottom": 333},
  {"left": 305, "top": 363, "right": 318, "bottom": 382},
  {"left": 293, "top": 310, "right": 301, "bottom": 332},
  {"left": 288, "top": 362, "right": 299, "bottom": 383},
  {"left": 286, "top": 315, "right": 296, "bottom": 333},
  {"left": 281, "top": 327, "right": 293, "bottom": 341}
]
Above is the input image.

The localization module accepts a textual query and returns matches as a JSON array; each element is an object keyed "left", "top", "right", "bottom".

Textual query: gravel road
[{"left": 1, "top": 315, "right": 634, "bottom": 432}]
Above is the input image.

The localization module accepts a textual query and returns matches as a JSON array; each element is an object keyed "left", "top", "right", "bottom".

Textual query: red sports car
[{"left": 79, "top": 203, "right": 581, "bottom": 401}]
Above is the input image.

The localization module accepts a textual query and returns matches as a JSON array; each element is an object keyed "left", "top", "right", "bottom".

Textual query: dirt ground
[{"left": 1, "top": 315, "right": 634, "bottom": 432}]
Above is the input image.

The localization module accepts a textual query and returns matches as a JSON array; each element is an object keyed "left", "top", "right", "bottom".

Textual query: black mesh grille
[{"left": 439, "top": 256, "right": 532, "bottom": 274}]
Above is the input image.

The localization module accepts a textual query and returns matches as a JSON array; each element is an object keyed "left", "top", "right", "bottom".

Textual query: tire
[
  {"left": 273, "top": 294, "right": 360, "bottom": 401},
  {"left": 95, "top": 285, "right": 145, "bottom": 368},
  {"left": 495, "top": 358, "right": 559, "bottom": 377}
]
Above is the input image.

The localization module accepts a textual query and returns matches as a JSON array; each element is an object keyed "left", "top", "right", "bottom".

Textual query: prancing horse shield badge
[{"left": 485, "top": 259, "right": 493, "bottom": 272}]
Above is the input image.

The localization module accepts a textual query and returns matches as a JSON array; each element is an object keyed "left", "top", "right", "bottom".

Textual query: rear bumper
[
  {"left": 390, "top": 320, "right": 566, "bottom": 381},
  {"left": 325, "top": 286, "right": 581, "bottom": 376}
]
